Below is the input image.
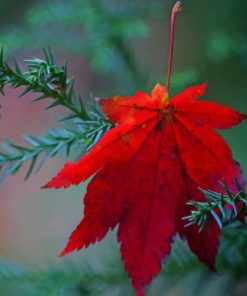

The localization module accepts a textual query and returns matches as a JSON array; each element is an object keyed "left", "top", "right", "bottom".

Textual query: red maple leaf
[
  {"left": 44, "top": 82, "right": 246, "bottom": 295},
  {"left": 44, "top": 2, "right": 247, "bottom": 295}
]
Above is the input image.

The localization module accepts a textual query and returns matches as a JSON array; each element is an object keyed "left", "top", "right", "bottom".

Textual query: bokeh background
[{"left": 0, "top": 0, "right": 247, "bottom": 295}]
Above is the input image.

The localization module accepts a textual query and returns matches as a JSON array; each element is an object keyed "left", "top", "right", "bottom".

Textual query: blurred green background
[{"left": 0, "top": 0, "right": 247, "bottom": 295}]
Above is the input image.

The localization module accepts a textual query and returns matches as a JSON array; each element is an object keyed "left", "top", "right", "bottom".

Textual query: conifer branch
[
  {"left": 184, "top": 182, "right": 247, "bottom": 232},
  {"left": 0, "top": 48, "right": 114, "bottom": 181},
  {"left": 0, "top": 47, "right": 92, "bottom": 121},
  {"left": 0, "top": 120, "right": 112, "bottom": 182}
]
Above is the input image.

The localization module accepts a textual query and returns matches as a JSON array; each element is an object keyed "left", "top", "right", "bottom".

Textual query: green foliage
[
  {"left": 206, "top": 30, "right": 247, "bottom": 62},
  {"left": 0, "top": 257, "right": 129, "bottom": 296},
  {"left": 184, "top": 182, "right": 247, "bottom": 231},
  {"left": 0, "top": 49, "right": 113, "bottom": 181},
  {"left": 0, "top": 125, "right": 107, "bottom": 182},
  {"left": 0, "top": 232, "right": 247, "bottom": 296},
  {"left": 0, "top": 0, "right": 165, "bottom": 90},
  {"left": 0, "top": 48, "right": 90, "bottom": 120}
]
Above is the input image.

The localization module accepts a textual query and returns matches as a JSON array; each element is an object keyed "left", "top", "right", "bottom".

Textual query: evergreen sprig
[
  {"left": 184, "top": 182, "right": 247, "bottom": 232},
  {"left": 0, "top": 119, "right": 112, "bottom": 182},
  {"left": 0, "top": 128, "right": 83, "bottom": 182},
  {"left": 0, "top": 48, "right": 114, "bottom": 181},
  {"left": 0, "top": 47, "right": 91, "bottom": 121}
]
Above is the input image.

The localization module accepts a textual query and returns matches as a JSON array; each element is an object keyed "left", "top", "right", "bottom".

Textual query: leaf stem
[{"left": 166, "top": 1, "right": 182, "bottom": 93}]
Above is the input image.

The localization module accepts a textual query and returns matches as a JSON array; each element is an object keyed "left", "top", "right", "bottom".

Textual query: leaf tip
[
  {"left": 58, "top": 249, "right": 67, "bottom": 258},
  {"left": 199, "top": 81, "right": 208, "bottom": 94}
]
